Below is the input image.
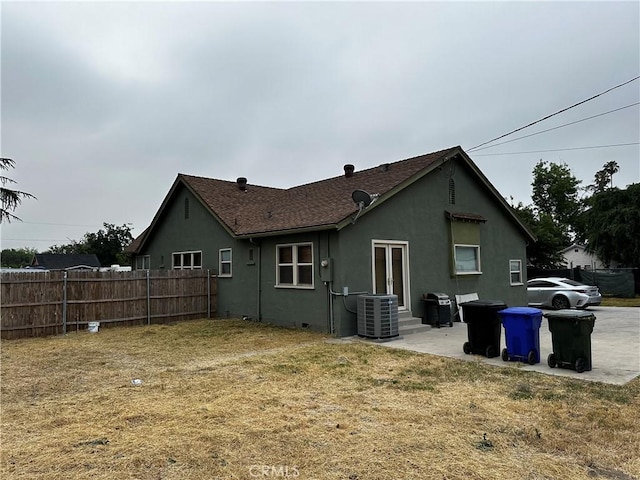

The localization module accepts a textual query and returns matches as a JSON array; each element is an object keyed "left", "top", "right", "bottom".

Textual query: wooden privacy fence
[{"left": 1, "top": 270, "right": 218, "bottom": 340}]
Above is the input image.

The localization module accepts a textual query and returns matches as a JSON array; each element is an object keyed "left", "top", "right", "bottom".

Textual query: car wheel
[
  {"left": 552, "top": 295, "right": 570, "bottom": 310},
  {"left": 547, "top": 353, "right": 557, "bottom": 368}
]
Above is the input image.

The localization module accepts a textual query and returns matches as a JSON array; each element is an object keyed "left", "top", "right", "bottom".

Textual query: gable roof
[
  {"left": 129, "top": 146, "right": 536, "bottom": 253},
  {"left": 32, "top": 253, "right": 102, "bottom": 270}
]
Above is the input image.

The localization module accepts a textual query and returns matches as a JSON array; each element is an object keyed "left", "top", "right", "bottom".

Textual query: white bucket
[{"left": 88, "top": 321, "right": 100, "bottom": 333}]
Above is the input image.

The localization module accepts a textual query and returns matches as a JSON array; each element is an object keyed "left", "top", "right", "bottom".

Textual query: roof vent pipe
[
  {"left": 237, "top": 177, "right": 248, "bottom": 191},
  {"left": 344, "top": 164, "right": 355, "bottom": 178}
]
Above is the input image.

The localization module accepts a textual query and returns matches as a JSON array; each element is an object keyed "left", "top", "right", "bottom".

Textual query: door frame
[{"left": 370, "top": 239, "right": 411, "bottom": 311}]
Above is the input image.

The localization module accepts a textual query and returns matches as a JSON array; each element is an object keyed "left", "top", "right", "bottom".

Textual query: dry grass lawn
[{"left": 1, "top": 319, "right": 639, "bottom": 480}]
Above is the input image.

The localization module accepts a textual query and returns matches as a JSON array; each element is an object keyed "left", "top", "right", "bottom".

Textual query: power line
[
  {"left": 2, "top": 238, "right": 70, "bottom": 242},
  {"left": 17, "top": 221, "right": 103, "bottom": 227},
  {"left": 468, "top": 75, "right": 640, "bottom": 152},
  {"left": 470, "top": 102, "right": 640, "bottom": 153},
  {"left": 471, "top": 142, "right": 639, "bottom": 157}
]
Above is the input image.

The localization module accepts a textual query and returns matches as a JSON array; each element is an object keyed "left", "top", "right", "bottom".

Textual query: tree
[
  {"left": 530, "top": 160, "right": 583, "bottom": 242},
  {"left": 581, "top": 183, "right": 640, "bottom": 267},
  {"left": 588, "top": 160, "right": 620, "bottom": 194},
  {"left": 0, "top": 247, "right": 38, "bottom": 268},
  {"left": 47, "top": 223, "right": 133, "bottom": 266},
  {"left": 83, "top": 223, "right": 133, "bottom": 266},
  {"left": 1, "top": 158, "right": 36, "bottom": 223},
  {"left": 512, "top": 161, "right": 584, "bottom": 268},
  {"left": 511, "top": 201, "right": 566, "bottom": 268}
]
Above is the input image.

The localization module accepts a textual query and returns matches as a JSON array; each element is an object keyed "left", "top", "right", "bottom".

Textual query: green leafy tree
[
  {"left": 531, "top": 160, "right": 583, "bottom": 242},
  {"left": 47, "top": 223, "right": 133, "bottom": 266},
  {"left": 511, "top": 201, "right": 566, "bottom": 268},
  {"left": 512, "top": 161, "right": 583, "bottom": 268},
  {"left": 84, "top": 223, "right": 133, "bottom": 266},
  {"left": 0, "top": 247, "right": 38, "bottom": 268},
  {"left": 1, "top": 158, "right": 36, "bottom": 223},
  {"left": 588, "top": 160, "right": 620, "bottom": 194},
  {"left": 581, "top": 183, "right": 640, "bottom": 267}
]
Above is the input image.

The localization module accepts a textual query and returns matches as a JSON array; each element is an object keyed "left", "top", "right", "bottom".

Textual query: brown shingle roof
[
  {"left": 183, "top": 147, "right": 457, "bottom": 236},
  {"left": 128, "top": 146, "right": 536, "bottom": 253}
]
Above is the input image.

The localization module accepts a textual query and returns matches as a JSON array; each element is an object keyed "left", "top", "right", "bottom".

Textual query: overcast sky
[{"left": 1, "top": 1, "right": 639, "bottom": 253}]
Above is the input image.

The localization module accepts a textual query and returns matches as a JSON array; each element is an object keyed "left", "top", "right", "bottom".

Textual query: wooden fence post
[
  {"left": 207, "top": 269, "right": 211, "bottom": 318},
  {"left": 62, "top": 271, "right": 68, "bottom": 335},
  {"left": 146, "top": 269, "right": 151, "bottom": 325}
]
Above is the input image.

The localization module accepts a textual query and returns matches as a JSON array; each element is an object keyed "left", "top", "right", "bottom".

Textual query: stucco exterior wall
[
  {"left": 136, "top": 156, "right": 530, "bottom": 336},
  {"left": 331, "top": 157, "right": 528, "bottom": 336}
]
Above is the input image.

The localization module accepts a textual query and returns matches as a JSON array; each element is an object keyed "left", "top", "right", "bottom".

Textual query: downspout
[{"left": 250, "top": 238, "right": 262, "bottom": 321}]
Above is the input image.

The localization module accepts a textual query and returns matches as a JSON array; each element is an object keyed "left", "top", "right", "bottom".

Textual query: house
[
  {"left": 559, "top": 244, "right": 607, "bottom": 270},
  {"left": 31, "top": 253, "right": 101, "bottom": 271},
  {"left": 128, "top": 146, "right": 536, "bottom": 336}
]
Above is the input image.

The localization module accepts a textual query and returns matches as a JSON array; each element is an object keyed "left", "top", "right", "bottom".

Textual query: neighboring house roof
[
  {"left": 559, "top": 243, "right": 588, "bottom": 254},
  {"left": 32, "top": 253, "right": 101, "bottom": 270},
  {"left": 129, "top": 146, "right": 536, "bottom": 253}
]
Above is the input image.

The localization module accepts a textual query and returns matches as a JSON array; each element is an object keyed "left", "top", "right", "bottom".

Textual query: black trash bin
[
  {"left": 422, "top": 292, "right": 453, "bottom": 328},
  {"left": 461, "top": 300, "right": 507, "bottom": 358},
  {"left": 544, "top": 310, "right": 596, "bottom": 373}
]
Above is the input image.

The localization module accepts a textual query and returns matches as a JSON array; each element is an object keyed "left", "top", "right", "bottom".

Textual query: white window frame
[
  {"left": 135, "top": 255, "right": 150, "bottom": 270},
  {"left": 509, "top": 259, "right": 523, "bottom": 285},
  {"left": 275, "top": 242, "right": 314, "bottom": 289},
  {"left": 454, "top": 244, "right": 481, "bottom": 275},
  {"left": 219, "top": 248, "right": 232, "bottom": 277},
  {"left": 172, "top": 250, "right": 202, "bottom": 270}
]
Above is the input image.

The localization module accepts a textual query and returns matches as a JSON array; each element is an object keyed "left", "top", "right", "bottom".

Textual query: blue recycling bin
[{"left": 498, "top": 307, "right": 543, "bottom": 365}]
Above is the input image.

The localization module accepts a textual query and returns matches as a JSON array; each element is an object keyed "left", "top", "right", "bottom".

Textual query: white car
[{"left": 527, "top": 277, "right": 602, "bottom": 310}]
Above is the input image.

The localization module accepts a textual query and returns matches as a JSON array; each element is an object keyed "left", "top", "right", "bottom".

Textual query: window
[
  {"left": 135, "top": 255, "right": 150, "bottom": 270},
  {"left": 276, "top": 243, "right": 314, "bottom": 288},
  {"left": 172, "top": 251, "right": 202, "bottom": 270},
  {"left": 509, "top": 259, "right": 523, "bottom": 285},
  {"left": 219, "top": 248, "right": 232, "bottom": 277},
  {"left": 454, "top": 245, "right": 481, "bottom": 274},
  {"left": 447, "top": 211, "right": 485, "bottom": 276}
]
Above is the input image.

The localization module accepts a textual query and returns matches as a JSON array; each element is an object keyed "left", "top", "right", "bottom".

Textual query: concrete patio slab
[{"left": 340, "top": 306, "right": 640, "bottom": 385}]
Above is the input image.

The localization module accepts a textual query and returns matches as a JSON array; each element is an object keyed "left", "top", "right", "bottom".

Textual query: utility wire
[
  {"left": 472, "top": 142, "right": 639, "bottom": 157},
  {"left": 470, "top": 102, "right": 640, "bottom": 153},
  {"left": 468, "top": 75, "right": 640, "bottom": 152}
]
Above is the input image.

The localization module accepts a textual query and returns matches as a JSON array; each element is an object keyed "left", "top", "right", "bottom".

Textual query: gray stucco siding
[
  {"left": 331, "top": 157, "right": 528, "bottom": 335},
  {"left": 254, "top": 232, "right": 330, "bottom": 332}
]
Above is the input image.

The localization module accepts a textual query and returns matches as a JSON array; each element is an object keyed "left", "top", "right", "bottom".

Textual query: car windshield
[{"left": 558, "top": 278, "right": 586, "bottom": 286}]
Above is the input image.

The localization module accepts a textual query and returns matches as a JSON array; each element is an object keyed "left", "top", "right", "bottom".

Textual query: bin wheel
[
  {"left": 486, "top": 345, "right": 497, "bottom": 358},
  {"left": 552, "top": 295, "right": 570, "bottom": 310},
  {"left": 448, "top": 321, "right": 454, "bottom": 328},
  {"left": 527, "top": 350, "right": 537, "bottom": 365},
  {"left": 501, "top": 348, "right": 509, "bottom": 362},
  {"left": 463, "top": 342, "right": 471, "bottom": 354},
  {"left": 547, "top": 353, "right": 557, "bottom": 368},
  {"left": 575, "top": 357, "right": 586, "bottom": 373}
]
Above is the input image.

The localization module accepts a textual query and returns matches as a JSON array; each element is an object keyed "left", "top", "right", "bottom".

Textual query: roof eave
[{"left": 235, "top": 223, "right": 338, "bottom": 239}]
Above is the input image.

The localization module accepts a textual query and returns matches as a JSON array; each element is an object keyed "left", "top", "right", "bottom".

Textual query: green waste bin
[{"left": 544, "top": 310, "right": 596, "bottom": 373}]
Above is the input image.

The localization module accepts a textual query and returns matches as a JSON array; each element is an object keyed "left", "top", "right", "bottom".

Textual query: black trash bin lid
[
  {"left": 461, "top": 299, "right": 507, "bottom": 309},
  {"left": 543, "top": 310, "right": 596, "bottom": 320}
]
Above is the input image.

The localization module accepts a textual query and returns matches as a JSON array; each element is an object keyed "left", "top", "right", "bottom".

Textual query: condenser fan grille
[{"left": 357, "top": 294, "right": 399, "bottom": 339}]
